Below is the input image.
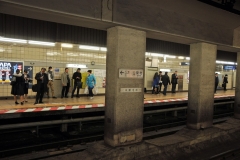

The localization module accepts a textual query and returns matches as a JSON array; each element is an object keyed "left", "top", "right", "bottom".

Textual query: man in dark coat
[
  {"left": 162, "top": 72, "right": 171, "bottom": 95},
  {"left": 214, "top": 73, "right": 219, "bottom": 94},
  {"left": 223, "top": 74, "right": 228, "bottom": 91},
  {"left": 171, "top": 71, "right": 178, "bottom": 93},
  {"left": 71, "top": 68, "right": 82, "bottom": 98},
  {"left": 34, "top": 68, "right": 48, "bottom": 104}
]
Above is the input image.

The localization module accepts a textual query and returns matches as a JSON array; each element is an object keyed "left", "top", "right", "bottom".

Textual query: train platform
[{"left": 0, "top": 90, "right": 235, "bottom": 119}]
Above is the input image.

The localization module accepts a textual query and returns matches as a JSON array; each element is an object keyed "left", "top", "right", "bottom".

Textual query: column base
[
  {"left": 187, "top": 122, "right": 213, "bottom": 130},
  {"left": 104, "top": 128, "right": 142, "bottom": 147}
]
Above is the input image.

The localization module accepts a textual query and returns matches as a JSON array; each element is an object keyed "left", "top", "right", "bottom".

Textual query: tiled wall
[
  {"left": 0, "top": 44, "right": 106, "bottom": 97},
  {"left": 0, "top": 43, "right": 235, "bottom": 98}
]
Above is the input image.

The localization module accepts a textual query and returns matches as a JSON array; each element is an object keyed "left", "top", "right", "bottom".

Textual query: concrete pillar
[
  {"left": 234, "top": 52, "right": 240, "bottom": 119},
  {"left": 187, "top": 43, "right": 217, "bottom": 130},
  {"left": 104, "top": 26, "right": 146, "bottom": 147}
]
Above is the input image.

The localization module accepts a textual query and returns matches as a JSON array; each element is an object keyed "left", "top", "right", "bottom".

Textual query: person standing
[
  {"left": 71, "top": 68, "right": 82, "bottom": 98},
  {"left": 158, "top": 71, "right": 163, "bottom": 93},
  {"left": 34, "top": 68, "right": 48, "bottom": 104},
  {"left": 152, "top": 72, "right": 160, "bottom": 94},
  {"left": 171, "top": 71, "right": 178, "bottom": 93},
  {"left": 11, "top": 69, "right": 24, "bottom": 105},
  {"left": 162, "top": 72, "right": 171, "bottom": 95},
  {"left": 61, "top": 68, "right": 70, "bottom": 98},
  {"left": 215, "top": 73, "right": 219, "bottom": 94},
  {"left": 223, "top": 74, "right": 228, "bottom": 91},
  {"left": 23, "top": 70, "right": 30, "bottom": 102},
  {"left": 86, "top": 70, "right": 96, "bottom": 99},
  {"left": 47, "top": 66, "right": 57, "bottom": 98}
]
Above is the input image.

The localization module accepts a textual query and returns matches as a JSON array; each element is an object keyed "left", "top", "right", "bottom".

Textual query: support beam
[
  {"left": 187, "top": 43, "right": 217, "bottom": 129},
  {"left": 104, "top": 26, "right": 146, "bottom": 147}
]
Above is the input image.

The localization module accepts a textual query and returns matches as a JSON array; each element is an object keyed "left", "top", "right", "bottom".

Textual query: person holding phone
[{"left": 34, "top": 68, "right": 48, "bottom": 104}]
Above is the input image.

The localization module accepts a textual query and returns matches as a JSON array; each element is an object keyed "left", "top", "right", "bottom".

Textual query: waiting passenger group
[
  {"left": 11, "top": 67, "right": 96, "bottom": 105},
  {"left": 152, "top": 71, "right": 177, "bottom": 95}
]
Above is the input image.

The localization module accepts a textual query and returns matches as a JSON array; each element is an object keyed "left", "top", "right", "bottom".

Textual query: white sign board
[
  {"left": 120, "top": 88, "right": 142, "bottom": 92},
  {"left": 119, "top": 69, "right": 143, "bottom": 79}
]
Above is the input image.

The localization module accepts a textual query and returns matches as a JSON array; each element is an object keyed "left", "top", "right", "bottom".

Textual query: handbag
[
  {"left": 77, "top": 82, "right": 82, "bottom": 88},
  {"left": 93, "top": 87, "right": 98, "bottom": 95},
  {"left": 10, "top": 76, "right": 16, "bottom": 85},
  {"left": 32, "top": 84, "right": 38, "bottom": 92}
]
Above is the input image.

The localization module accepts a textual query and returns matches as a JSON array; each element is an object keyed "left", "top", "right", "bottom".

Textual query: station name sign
[
  {"left": 223, "top": 65, "right": 236, "bottom": 70},
  {"left": 119, "top": 69, "right": 143, "bottom": 79}
]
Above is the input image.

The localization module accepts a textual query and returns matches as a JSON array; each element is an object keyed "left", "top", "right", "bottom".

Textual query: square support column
[
  {"left": 104, "top": 26, "right": 146, "bottom": 147},
  {"left": 234, "top": 52, "right": 240, "bottom": 119},
  {"left": 187, "top": 43, "right": 217, "bottom": 130}
]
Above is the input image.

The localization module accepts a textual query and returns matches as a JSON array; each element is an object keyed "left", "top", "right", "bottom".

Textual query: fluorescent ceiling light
[
  {"left": 186, "top": 57, "right": 190, "bottom": 60},
  {"left": 215, "top": 72, "right": 221, "bottom": 74},
  {"left": 29, "top": 40, "right": 55, "bottom": 46},
  {"left": 178, "top": 56, "right": 184, "bottom": 59},
  {"left": 66, "top": 64, "right": 87, "bottom": 68},
  {"left": 165, "top": 55, "right": 176, "bottom": 58},
  {"left": 160, "top": 69, "right": 171, "bottom": 72},
  {"left": 79, "top": 45, "right": 99, "bottom": 50},
  {"left": 0, "top": 37, "right": 27, "bottom": 43},
  {"left": 216, "top": 61, "right": 235, "bottom": 65},
  {"left": 61, "top": 43, "right": 73, "bottom": 48},
  {"left": 150, "top": 53, "right": 164, "bottom": 57},
  {"left": 100, "top": 47, "right": 107, "bottom": 51},
  {"left": 67, "top": 53, "right": 78, "bottom": 56},
  {"left": 46, "top": 52, "right": 61, "bottom": 56}
]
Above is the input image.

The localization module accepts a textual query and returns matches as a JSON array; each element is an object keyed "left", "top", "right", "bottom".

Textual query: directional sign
[
  {"left": 119, "top": 69, "right": 143, "bottom": 79},
  {"left": 120, "top": 88, "right": 142, "bottom": 92}
]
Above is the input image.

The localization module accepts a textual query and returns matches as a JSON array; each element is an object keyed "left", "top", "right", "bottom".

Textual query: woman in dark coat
[
  {"left": 223, "top": 74, "right": 228, "bottom": 91},
  {"left": 11, "top": 69, "right": 24, "bottom": 105},
  {"left": 23, "top": 70, "right": 30, "bottom": 102},
  {"left": 152, "top": 72, "right": 160, "bottom": 94}
]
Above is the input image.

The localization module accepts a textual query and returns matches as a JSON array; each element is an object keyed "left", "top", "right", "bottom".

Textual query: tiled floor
[{"left": 0, "top": 90, "right": 235, "bottom": 110}]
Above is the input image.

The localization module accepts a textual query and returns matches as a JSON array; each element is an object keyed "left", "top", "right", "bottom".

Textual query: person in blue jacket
[
  {"left": 86, "top": 70, "right": 96, "bottom": 99},
  {"left": 152, "top": 72, "right": 160, "bottom": 94}
]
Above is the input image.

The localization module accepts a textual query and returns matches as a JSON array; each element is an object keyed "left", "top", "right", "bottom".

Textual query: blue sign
[
  {"left": 223, "top": 65, "right": 236, "bottom": 70},
  {"left": 24, "top": 66, "right": 33, "bottom": 89}
]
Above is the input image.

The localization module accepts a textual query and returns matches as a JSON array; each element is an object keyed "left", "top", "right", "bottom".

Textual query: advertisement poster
[
  {"left": 54, "top": 68, "right": 60, "bottom": 79},
  {"left": 0, "top": 61, "right": 23, "bottom": 84},
  {"left": 94, "top": 69, "right": 106, "bottom": 88},
  {"left": 24, "top": 66, "right": 33, "bottom": 89}
]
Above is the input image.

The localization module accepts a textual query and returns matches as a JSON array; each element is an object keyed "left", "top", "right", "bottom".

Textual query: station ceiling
[{"left": 0, "top": 0, "right": 240, "bottom": 52}]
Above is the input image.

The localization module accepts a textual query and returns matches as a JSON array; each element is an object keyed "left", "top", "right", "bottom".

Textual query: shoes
[
  {"left": 65, "top": 96, "right": 68, "bottom": 98},
  {"left": 76, "top": 95, "right": 80, "bottom": 98},
  {"left": 61, "top": 96, "right": 63, "bottom": 98},
  {"left": 21, "top": 102, "right": 24, "bottom": 105},
  {"left": 71, "top": 95, "right": 73, "bottom": 98},
  {"left": 34, "top": 102, "right": 38, "bottom": 105},
  {"left": 52, "top": 96, "right": 57, "bottom": 98},
  {"left": 39, "top": 101, "right": 44, "bottom": 104},
  {"left": 25, "top": 100, "right": 28, "bottom": 102},
  {"left": 15, "top": 101, "right": 19, "bottom": 105}
]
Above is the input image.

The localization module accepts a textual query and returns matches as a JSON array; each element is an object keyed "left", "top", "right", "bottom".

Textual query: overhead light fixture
[
  {"left": 66, "top": 64, "right": 87, "bottom": 68},
  {"left": 186, "top": 57, "right": 190, "bottom": 60},
  {"left": 216, "top": 61, "right": 235, "bottom": 65},
  {"left": 61, "top": 43, "right": 73, "bottom": 48},
  {"left": 165, "top": 55, "right": 176, "bottom": 58},
  {"left": 79, "top": 45, "right": 99, "bottom": 50},
  {"left": 100, "top": 47, "right": 107, "bottom": 51},
  {"left": 28, "top": 40, "right": 55, "bottom": 46},
  {"left": 178, "top": 56, "right": 184, "bottom": 59},
  {"left": 150, "top": 53, "right": 164, "bottom": 57},
  {"left": 215, "top": 72, "right": 221, "bottom": 74},
  {"left": 0, "top": 37, "right": 27, "bottom": 43},
  {"left": 160, "top": 69, "right": 171, "bottom": 72}
]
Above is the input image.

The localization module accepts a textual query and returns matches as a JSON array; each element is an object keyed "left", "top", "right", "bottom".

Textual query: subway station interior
[{"left": 1, "top": 0, "right": 240, "bottom": 159}]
